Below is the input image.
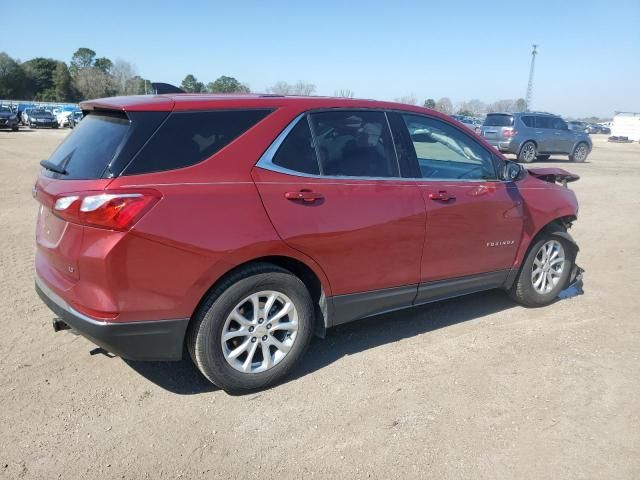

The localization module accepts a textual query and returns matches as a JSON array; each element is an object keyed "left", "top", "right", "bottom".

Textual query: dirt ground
[{"left": 0, "top": 127, "right": 638, "bottom": 479}]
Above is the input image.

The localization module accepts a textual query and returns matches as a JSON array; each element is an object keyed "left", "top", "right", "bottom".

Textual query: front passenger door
[{"left": 391, "top": 112, "right": 524, "bottom": 286}]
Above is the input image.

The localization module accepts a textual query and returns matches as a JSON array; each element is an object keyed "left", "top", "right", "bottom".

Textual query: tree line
[
  {"left": 1, "top": 48, "right": 527, "bottom": 116},
  {"left": 396, "top": 96, "right": 528, "bottom": 116}
]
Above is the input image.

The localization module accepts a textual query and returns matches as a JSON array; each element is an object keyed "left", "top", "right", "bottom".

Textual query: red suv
[{"left": 35, "top": 94, "right": 582, "bottom": 393}]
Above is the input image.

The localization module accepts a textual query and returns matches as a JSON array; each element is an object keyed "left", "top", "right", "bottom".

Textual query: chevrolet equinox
[{"left": 34, "top": 94, "right": 582, "bottom": 393}]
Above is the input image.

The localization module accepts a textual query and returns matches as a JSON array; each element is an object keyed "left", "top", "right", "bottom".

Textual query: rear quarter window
[
  {"left": 521, "top": 116, "right": 535, "bottom": 127},
  {"left": 123, "top": 109, "right": 272, "bottom": 175}
]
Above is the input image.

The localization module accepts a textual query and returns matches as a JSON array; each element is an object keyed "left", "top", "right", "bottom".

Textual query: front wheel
[
  {"left": 518, "top": 141, "right": 537, "bottom": 163},
  {"left": 510, "top": 233, "right": 574, "bottom": 307},
  {"left": 569, "top": 142, "right": 589, "bottom": 162},
  {"left": 187, "top": 263, "right": 314, "bottom": 393}
]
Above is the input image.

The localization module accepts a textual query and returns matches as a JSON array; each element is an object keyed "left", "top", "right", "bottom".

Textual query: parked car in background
[
  {"left": 27, "top": 109, "right": 59, "bottom": 129},
  {"left": 481, "top": 112, "right": 592, "bottom": 163},
  {"left": 34, "top": 94, "right": 582, "bottom": 393},
  {"left": 587, "top": 124, "right": 610, "bottom": 134},
  {"left": 68, "top": 111, "right": 83, "bottom": 128},
  {"left": 56, "top": 111, "right": 73, "bottom": 128},
  {"left": 0, "top": 106, "right": 20, "bottom": 131},
  {"left": 567, "top": 121, "right": 590, "bottom": 133}
]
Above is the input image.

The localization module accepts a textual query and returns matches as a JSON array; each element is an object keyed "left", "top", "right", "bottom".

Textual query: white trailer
[{"left": 612, "top": 112, "right": 640, "bottom": 142}]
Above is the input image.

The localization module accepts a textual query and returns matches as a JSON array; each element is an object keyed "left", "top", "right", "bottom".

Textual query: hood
[
  {"left": 0, "top": 111, "right": 13, "bottom": 119},
  {"left": 527, "top": 167, "right": 579, "bottom": 186}
]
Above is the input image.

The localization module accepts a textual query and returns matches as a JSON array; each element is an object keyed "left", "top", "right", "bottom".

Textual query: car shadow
[
  {"left": 289, "top": 289, "right": 517, "bottom": 382},
  {"left": 124, "top": 289, "right": 518, "bottom": 395}
]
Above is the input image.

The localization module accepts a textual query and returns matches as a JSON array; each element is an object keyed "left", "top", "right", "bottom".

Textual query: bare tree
[
  {"left": 267, "top": 81, "right": 316, "bottom": 96},
  {"left": 434, "top": 97, "right": 453, "bottom": 115},
  {"left": 487, "top": 99, "right": 517, "bottom": 113},
  {"left": 293, "top": 81, "right": 316, "bottom": 96},
  {"left": 267, "top": 81, "right": 292, "bottom": 95},
  {"left": 394, "top": 94, "right": 418, "bottom": 105},
  {"left": 111, "top": 59, "right": 136, "bottom": 95},
  {"left": 334, "top": 89, "right": 355, "bottom": 98}
]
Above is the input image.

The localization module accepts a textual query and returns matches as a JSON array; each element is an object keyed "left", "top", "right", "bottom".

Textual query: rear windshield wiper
[{"left": 40, "top": 160, "right": 67, "bottom": 175}]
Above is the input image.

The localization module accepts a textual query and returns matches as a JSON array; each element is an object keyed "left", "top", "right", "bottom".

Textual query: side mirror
[{"left": 502, "top": 160, "right": 525, "bottom": 181}]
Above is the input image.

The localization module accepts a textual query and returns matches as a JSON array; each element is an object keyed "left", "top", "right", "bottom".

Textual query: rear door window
[
  {"left": 535, "top": 116, "right": 553, "bottom": 129},
  {"left": 483, "top": 114, "right": 514, "bottom": 127},
  {"left": 308, "top": 110, "right": 399, "bottom": 178},
  {"left": 124, "top": 109, "right": 272, "bottom": 175},
  {"left": 521, "top": 116, "right": 535, "bottom": 127},
  {"left": 44, "top": 112, "right": 130, "bottom": 179}
]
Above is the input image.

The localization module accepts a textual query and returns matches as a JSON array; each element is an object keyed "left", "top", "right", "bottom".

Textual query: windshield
[
  {"left": 45, "top": 112, "right": 130, "bottom": 179},
  {"left": 32, "top": 110, "right": 49, "bottom": 115},
  {"left": 0, "top": 107, "right": 11, "bottom": 113}
]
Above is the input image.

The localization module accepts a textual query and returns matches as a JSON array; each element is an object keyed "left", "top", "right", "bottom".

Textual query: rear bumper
[
  {"left": 35, "top": 276, "right": 189, "bottom": 361},
  {"left": 484, "top": 138, "right": 515, "bottom": 153}
]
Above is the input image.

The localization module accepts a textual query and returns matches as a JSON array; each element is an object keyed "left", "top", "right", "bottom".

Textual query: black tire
[
  {"left": 536, "top": 154, "right": 550, "bottom": 161},
  {"left": 187, "top": 263, "right": 314, "bottom": 394},
  {"left": 509, "top": 230, "right": 575, "bottom": 307},
  {"left": 30, "top": 122, "right": 36, "bottom": 129},
  {"left": 53, "top": 125, "right": 59, "bottom": 129},
  {"left": 11, "top": 126, "right": 18, "bottom": 132},
  {"left": 569, "top": 142, "right": 589, "bottom": 162},
  {"left": 518, "top": 141, "right": 537, "bottom": 163}
]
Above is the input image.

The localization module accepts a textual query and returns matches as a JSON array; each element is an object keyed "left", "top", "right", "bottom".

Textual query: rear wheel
[
  {"left": 518, "top": 141, "right": 537, "bottom": 163},
  {"left": 187, "top": 263, "right": 314, "bottom": 393},
  {"left": 569, "top": 142, "right": 589, "bottom": 162},
  {"left": 510, "top": 232, "right": 574, "bottom": 307}
]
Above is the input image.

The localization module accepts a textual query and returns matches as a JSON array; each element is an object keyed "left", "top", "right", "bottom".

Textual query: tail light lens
[
  {"left": 52, "top": 190, "right": 161, "bottom": 231},
  {"left": 502, "top": 128, "right": 517, "bottom": 138}
]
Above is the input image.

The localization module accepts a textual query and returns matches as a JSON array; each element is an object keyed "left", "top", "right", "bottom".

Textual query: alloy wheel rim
[
  {"left": 523, "top": 144, "right": 535, "bottom": 161},
  {"left": 575, "top": 145, "right": 587, "bottom": 161},
  {"left": 221, "top": 290, "right": 298, "bottom": 374},
  {"left": 531, "top": 240, "right": 565, "bottom": 294}
]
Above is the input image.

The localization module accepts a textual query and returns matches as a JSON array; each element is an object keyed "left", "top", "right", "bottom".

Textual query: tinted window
[
  {"left": 125, "top": 109, "right": 272, "bottom": 175},
  {"left": 535, "top": 116, "right": 554, "bottom": 129},
  {"left": 521, "top": 116, "right": 535, "bottom": 127},
  {"left": 272, "top": 118, "right": 319, "bottom": 175},
  {"left": 308, "top": 111, "right": 398, "bottom": 177},
  {"left": 483, "top": 114, "right": 514, "bottom": 126},
  {"left": 45, "top": 112, "right": 130, "bottom": 179},
  {"left": 402, "top": 114, "right": 496, "bottom": 180},
  {"left": 551, "top": 117, "right": 568, "bottom": 130}
]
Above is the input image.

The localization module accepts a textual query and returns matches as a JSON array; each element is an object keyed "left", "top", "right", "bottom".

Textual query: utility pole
[{"left": 525, "top": 44, "right": 538, "bottom": 111}]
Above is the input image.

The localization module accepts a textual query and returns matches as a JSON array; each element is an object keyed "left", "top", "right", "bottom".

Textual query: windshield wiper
[{"left": 39, "top": 160, "right": 67, "bottom": 175}]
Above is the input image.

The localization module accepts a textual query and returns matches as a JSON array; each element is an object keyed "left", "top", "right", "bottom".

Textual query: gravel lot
[{"left": 1, "top": 128, "right": 638, "bottom": 479}]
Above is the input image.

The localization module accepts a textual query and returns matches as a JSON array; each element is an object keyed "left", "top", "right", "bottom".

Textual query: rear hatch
[
  {"left": 481, "top": 113, "right": 514, "bottom": 140},
  {"left": 34, "top": 107, "right": 169, "bottom": 288}
]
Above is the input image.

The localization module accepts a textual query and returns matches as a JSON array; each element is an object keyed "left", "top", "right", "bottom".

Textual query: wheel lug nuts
[
  {"left": 258, "top": 319, "right": 264, "bottom": 324},
  {"left": 249, "top": 327, "right": 254, "bottom": 332},
  {"left": 262, "top": 335, "right": 267, "bottom": 341},
  {"left": 251, "top": 337, "right": 257, "bottom": 343},
  {"left": 266, "top": 324, "right": 271, "bottom": 329}
]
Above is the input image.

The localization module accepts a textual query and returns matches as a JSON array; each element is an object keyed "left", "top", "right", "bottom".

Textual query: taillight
[
  {"left": 52, "top": 190, "right": 161, "bottom": 231},
  {"left": 502, "top": 128, "right": 517, "bottom": 138}
]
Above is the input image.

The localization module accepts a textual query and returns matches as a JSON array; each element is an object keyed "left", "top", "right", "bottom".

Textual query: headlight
[{"left": 9, "top": 115, "right": 16, "bottom": 120}]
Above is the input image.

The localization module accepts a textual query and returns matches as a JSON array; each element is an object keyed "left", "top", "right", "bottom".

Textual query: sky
[{"left": 4, "top": 0, "right": 640, "bottom": 118}]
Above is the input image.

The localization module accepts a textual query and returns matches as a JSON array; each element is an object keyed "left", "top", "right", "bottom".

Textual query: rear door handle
[
  {"left": 428, "top": 191, "right": 456, "bottom": 202},
  {"left": 284, "top": 190, "right": 324, "bottom": 203}
]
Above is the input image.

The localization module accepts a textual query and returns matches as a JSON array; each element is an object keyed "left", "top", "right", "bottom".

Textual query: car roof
[{"left": 80, "top": 93, "right": 443, "bottom": 117}]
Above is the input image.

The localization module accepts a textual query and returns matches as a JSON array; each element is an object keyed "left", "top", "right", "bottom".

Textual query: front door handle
[
  {"left": 284, "top": 190, "right": 324, "bottom": 203},
  {"left": 428, "top": 191, "right": 456, "bottom": 202}
]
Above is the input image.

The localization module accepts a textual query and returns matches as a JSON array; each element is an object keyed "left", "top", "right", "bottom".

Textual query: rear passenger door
[{"left": 252, "top": 110, "right": 426, "bottom": 320}]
